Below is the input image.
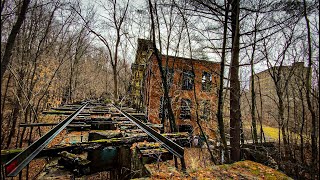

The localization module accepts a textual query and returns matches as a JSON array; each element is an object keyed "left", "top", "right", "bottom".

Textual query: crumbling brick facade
[
  {"left": 129, "top": 39, "right": 153, "bottom": 110},
  {"left": 130, "top": 39, "right": 220, "bottom": 137}
]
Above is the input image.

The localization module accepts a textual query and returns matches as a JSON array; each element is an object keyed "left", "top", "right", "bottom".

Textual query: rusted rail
[
  {"left": 113, "top": 105, "right": 186, "bottom": 170},
  {"left": 4, "top": 103, "right": 88, "bottom": 177}
]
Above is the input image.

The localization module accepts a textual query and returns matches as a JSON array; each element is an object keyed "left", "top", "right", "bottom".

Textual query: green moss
[
  {"left": 90, "top": 138, "right": 121, "bottom": 143},
  {"left": 162, "top": 132, "right": 188, "bottom": 138},
  {"left": 220, "top": 164, "right": 229, "bottom": 169},
  {"left": 51, "top": 110, "right": 73, "bottom": 113},
  {"left": 91, "top": 130, "right": 108, "bottom": 132},
  {"left": 264, "top": 171, "right": 291, "bottom": 180},
  {"left": 137, "top": 142, "right": 160, "bottom": 148},
  {"left": 1, "top": 149, "right": 23, "bottom": 155},
  {"left": 140, "top": 148, "right": 168, "bottom": 155},
  {"left": 251, "top": 168, "right": 260, "bottom": 176},
  {"left": 90, "top": 139, "right": 112, "bottom": 143},
  {"left": 237, "top": 162, "right": 249, "bottom": 169},
  {"left": 104, "top": 99, "right": 112, "bottom": 104}
]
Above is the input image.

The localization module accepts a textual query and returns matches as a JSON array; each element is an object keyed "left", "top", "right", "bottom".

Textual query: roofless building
[{"left": 129, "top": 39, "right": 220, "bottom": 137}]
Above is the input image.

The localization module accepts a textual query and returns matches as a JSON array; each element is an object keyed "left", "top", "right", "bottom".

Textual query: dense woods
[{"left": 1, "top": 0, "right": 319, "bottom": 179}]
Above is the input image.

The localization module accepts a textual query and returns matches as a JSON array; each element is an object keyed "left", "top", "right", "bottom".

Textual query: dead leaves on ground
[{"left": 146, "top": 148, "right": 292, "bottom": 180}]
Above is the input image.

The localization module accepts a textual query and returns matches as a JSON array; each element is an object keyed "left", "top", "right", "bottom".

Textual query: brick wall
[{"left": 144, "top": 54, "right": 220, "bottom": 137}]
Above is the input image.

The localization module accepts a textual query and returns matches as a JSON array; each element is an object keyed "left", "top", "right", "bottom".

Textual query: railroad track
[{"left": 3, "top": 102, "right": 187, "bottom": 177}]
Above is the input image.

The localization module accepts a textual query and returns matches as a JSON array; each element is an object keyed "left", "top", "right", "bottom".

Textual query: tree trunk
[
  {"left": 256, "top": 76, "right": 265, "bottom": 143},
  {"left": 229, "top": 0, "right": 241, "bottom": 162},
  {"left": 1, "top": 73, "right": 11, "bottom": 116},
  {"left": 250, "top": 29, "right": 258, "bottom": 144},
  {"left": 69, "top": 59, "right": 74, "bottom": 103},
  {"left": 299, "top": 89, "right": 305, "bottom": 163},
  {"left": 302, "top": 0, "right": 318, "bottom": 178},
  {"left": 1, "top": 73, "right": 12, "bottom": 145},
  {"left": 6, "top": 85, "right": 22, "bottom": 148},
  {"left": 148, "top": 0, "right": 177, "bottom": 132},
  {"left": 112, "top": 66, "right": 118, "bottom": 103},
  {"left": 278, "top": 94, "right": 291, "bottom": 159},
  {"left": 1, "top": 0, "right": 30, "bottom": 82},
  {"left": 216, "top": 1, "right": 229, "bottom": 157}
]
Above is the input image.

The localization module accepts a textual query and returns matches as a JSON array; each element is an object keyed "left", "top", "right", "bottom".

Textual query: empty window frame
[
  {"left": 202, "top": 71, "right": 212, "bottom": 91},
  {"left": 180, "top": 98, "right": 192, "bottom": 119},
  {"left": 200, "top": 100, "right": 211, "bottom": 120},
  {"left": 182, "top": 70, "right": 194, "bottom": 90}
]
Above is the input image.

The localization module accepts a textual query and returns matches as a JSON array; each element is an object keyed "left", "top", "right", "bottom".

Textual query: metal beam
[
  {"left": 19, "top": 122, "right": 86, "bottom": 127},
  {"left": 19, "top": 123, "right": 58, "bottom": 127},
  {"left": 113, "top": 105, "right": 184, "bottom": 158},
  {"left": 4, "top": 103, "right": 88, "bottom": 177},
  {"left": 42, "top": 111, "right": 91, "bottom": 116}
]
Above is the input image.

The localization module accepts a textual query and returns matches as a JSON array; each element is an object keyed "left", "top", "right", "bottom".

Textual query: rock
[{"left": 58, "top": 151, "right": 91, "bottom": 176}]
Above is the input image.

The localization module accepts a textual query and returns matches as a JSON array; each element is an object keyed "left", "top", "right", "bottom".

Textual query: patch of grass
[
  {"left": 263, "top": 126, "right": 281, "bottom": 140},
  {"left": 244, "top": 123, "right": 308, "bottom": 143}
]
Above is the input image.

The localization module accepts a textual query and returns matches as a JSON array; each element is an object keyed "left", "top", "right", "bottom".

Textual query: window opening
[
  {"left": 180, "top": 98, "right": 192, "bottom": 119},
  {"left": 202, "top": 71, "right": 212, "bottom": 91},
  {"left": 182, "top": 70, "right": 194, "bottom": 90}
]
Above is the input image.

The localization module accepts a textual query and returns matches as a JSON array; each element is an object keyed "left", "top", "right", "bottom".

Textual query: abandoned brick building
[{"left": 129, "top": 39, "right": 220, "bottom": 137}]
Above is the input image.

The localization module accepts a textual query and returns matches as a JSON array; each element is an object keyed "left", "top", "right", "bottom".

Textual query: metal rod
[
  {"left": 4, "top": 103, "right": 88, "bottom": 177},
  {"left": 113, "top": 105, "right": 184, "bottom": 158}
]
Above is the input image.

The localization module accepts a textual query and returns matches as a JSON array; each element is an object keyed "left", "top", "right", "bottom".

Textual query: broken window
[
  {"left": 200, "top": 100, "right": 211, "bottom": 120},
  {"left": 180, "top": 98, "right": 192, "bottom": 119},
  {"left": 202, "top": 71, "right": 212, "bottom": 91},
  {"left": 182, "top": 70, "right": 194, "bottom": 90},
  {"left": 159, "top": 96, "right": 171, "bottom": 118}
]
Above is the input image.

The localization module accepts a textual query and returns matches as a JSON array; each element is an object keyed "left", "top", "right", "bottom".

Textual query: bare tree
[
  {"left": 148, "top": 0, "right": 177, "bottom": 132},
  {"left": 1, "top": 0, "right": 30, "bottom": 82},
  {"left": 73, "top": 0, "right": 129, "bottom": 102},
  {"left": 229, "top": 0, "right": 241, "bottom": 162},
  {"left": 262, "top": 21, "right": 300, "bottom": 159},
  {"left": 66, "top": 26, "right": 90, "bottom": 103},
  {"left": 302, "top": 0, "right": 318, "bottom": 178},
  {"left": 216, "top": 0, "right": 229, "bottom": 159}
]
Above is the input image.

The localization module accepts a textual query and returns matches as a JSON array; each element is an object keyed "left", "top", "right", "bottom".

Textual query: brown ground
[{"left": 144, "top": 148, "right": 292, "bottom": 180}]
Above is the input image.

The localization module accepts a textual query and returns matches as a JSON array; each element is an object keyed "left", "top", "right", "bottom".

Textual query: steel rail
[
  {"left": 5, "top": 103, "right": 88, "bottom": 177},
  {"left": 113, "top": 105, "right": 184, "bottom": 158}
]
